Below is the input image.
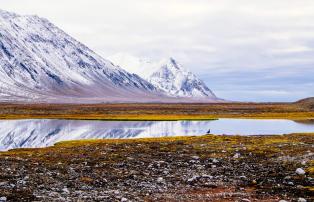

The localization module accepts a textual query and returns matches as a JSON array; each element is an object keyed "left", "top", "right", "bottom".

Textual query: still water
[{"left": 0, "top": 118, "right": 313, "bottom": 150}]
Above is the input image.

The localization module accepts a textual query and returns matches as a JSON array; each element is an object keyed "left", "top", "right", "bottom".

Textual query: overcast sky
[{"left": 1, "top": 0, "right": 314, "bottom": 101}]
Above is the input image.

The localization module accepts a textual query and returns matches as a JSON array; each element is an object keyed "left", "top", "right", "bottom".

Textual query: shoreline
[{"left": 0, "top": 113, "right": 313, "bottom": 120}]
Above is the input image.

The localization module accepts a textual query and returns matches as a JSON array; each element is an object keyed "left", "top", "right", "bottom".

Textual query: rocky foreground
[{"left": 0, "top": 134, "right": 313, "bottom": 201}]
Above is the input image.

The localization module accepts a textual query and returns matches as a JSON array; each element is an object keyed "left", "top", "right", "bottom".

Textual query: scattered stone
[
  {"left": 62, "top": 187, "right": 70, "bottom": 194},
  {"left": 233, "top": 153, "right": 241, "bottom": 159},
  {"left": 296, "top": 168, "right": 305, "bottom": 175},
  {"left": 121, "top": 197, "right": 128, "bottom": 202},
  {"left": 187, "top": 176, "right": 199, "bottom": 183},
  {"left": 239, "top": 176, "right": 247, "bottom": 180},
  {"left": 0, "top": 197, "right": 6, "bottom": 202},
  {"left": 0, "top": 133, "right": 312, "bottom": 201},
  {"left": 157, "top": 177, "right": 164, "bottom": 183},
  {"left": 284, "top": 176, "right": 291, "bottom": 180},
  {"left": 192, "top": 156, "right": 200, "bottom": 160},
  {"left": 298, "top": 198, "right": 307, "bottom": 202}
]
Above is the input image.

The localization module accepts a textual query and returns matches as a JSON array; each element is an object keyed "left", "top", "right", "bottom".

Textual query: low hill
[{"left": 295, "top": 97, "right": 314, "bottom": 110}]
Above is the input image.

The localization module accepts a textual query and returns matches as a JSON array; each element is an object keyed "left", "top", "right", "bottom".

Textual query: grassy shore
[
  {"left": 0, "top": 102, "right": 313, "bottom": 120},
  {"left": 0, "top": 133, "right": 313, "bottom": 201}
]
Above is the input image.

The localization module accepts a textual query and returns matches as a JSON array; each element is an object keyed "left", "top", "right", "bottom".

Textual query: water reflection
[{"left": 0, "top": 119, "right": 313, "bottom": 151}]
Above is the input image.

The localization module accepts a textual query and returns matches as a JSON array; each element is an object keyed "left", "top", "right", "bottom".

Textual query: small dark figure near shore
[{"left": 207, "top": 129, "right": 211, "bottom": 134}]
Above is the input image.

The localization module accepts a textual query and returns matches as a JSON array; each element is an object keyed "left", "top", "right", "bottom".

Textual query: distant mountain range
[{"left": 0, "top": 10, "right": 220, "bottom": 103}]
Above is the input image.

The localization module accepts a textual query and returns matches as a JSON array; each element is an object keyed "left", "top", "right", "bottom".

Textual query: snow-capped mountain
[
  {"left": 0, "top": 10, "right": 166, "bottom": 103},
  {"left": 108, "top": 54, "right": 217, "bottom": 99}
]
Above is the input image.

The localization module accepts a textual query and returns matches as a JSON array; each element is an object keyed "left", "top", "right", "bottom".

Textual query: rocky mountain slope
[
  {"left": 109, "top": 54, "right": 217, "bottom": 99},
  {"left": 0, "top": 10, "right": 168, "bottom": 103}
]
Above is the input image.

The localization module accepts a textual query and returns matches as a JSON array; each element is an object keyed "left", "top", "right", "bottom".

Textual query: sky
[{"left": 1, "top": 0, "right": 314, "bottom": 102}]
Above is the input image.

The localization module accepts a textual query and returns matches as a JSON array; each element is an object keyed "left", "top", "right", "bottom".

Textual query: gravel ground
[{"left": 0, "top": 134, "right": 313, "bottom": 201}]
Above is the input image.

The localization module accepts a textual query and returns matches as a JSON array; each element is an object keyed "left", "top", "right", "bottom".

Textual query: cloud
[{"left": 1, "top": 0, "right": 314, "bottom": 101}]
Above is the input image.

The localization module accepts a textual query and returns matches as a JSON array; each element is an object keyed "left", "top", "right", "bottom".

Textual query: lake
[{"left": 0, "top": 118, "right": 313, "bottom": 151}]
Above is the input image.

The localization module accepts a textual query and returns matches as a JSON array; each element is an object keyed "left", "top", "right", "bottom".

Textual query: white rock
[
  {"left": 62, "top": 187, "right": 70, "bottom": 194},
  {"left": 298, "top": 198, "right": 307, "bottom": 202},
  {"left": 296, "top": 168, "right": 305, "bottom": 175},
  {"left": 233, "top": 153, "right": 241, "bottom": 159},
  {"left": 187, "top": 176, "right": 199, "bottom": 183},
  {"left": 157, "top": 177, "right": 164, "bottom": 183},
  {"left": 121, "top": 198, "right": 128, "bottom": 202},
  {"left": 192, "top": 156, "right": 200, "bottom": 160},
  {"left": 279, "top": 200, "right": 288, "bottom": 202},
  {"left": 0, "top": 197, "right": 6, "bottom": 202}
]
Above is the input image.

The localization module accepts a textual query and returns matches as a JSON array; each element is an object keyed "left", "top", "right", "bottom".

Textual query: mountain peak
[{"left": 109, "top": 54, "right": 218, "bottom": 100}]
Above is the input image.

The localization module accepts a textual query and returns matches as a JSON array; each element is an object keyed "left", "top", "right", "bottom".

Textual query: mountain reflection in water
[{"left": 0, "top": 119, "right": 313, "bottom": 151}]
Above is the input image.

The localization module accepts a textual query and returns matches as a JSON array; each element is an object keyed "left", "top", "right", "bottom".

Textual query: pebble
[
  {"left": 233, "top": 153, "right": 241, "bottom": 159},
  {"left": 157, "top": 177, "right": 164, "bottom": 183},
  {"left": 0, "top": 197, "right": 6, "bottom": 202},
  {"left": 239, "top": 176, "right": 247, "bottom": 180},
  {"left": 62, "top": 187, "right": 70, "bottom": 194},
  {"left": 296, "top": 168, "right": 305, "bottom": 175},
  {"left": 298, "top": 198, "right": 307, "bottom": 202},
  {"left": 192, "top": 156, "right": 200, "bottom": 160},
  {"left": 241, "top": 199, "right": 251, "bottom": 202},
  {"left": 121, "top": 197, "right": 128, "bottom": 202}
]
